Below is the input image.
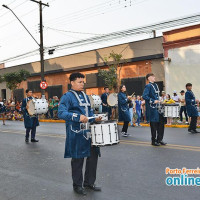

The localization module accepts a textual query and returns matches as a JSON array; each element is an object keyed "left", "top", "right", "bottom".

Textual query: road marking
[
  {"left": 120, "top": 140, "right": 200, "bottom": 152},
  {"left": 1, "top": 129, "right": 200, "bottom": 152}
]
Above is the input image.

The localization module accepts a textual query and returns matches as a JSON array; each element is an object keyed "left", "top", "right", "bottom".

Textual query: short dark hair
[
  {"left": 69, "top": 72, "right": 85, "bottom": 82},
  {"left": 119, "top": 85, "right": 125, "bottom": 91},
  {"left": 104, "top": 87, "right": 109, "bottom": 90},
  {"left": 146, "top": 73, "right": 154, "bottom": 80},
  {"left": 26, "top": 89, "right": 32, "bottom": 94},
  {"left": 186, "top": 83, "right": 192, "bottom": 88}
]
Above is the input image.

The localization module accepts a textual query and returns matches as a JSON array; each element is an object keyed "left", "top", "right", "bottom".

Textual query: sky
[{"left": 0, "top": 0, "right": 200, "bottom": 67}]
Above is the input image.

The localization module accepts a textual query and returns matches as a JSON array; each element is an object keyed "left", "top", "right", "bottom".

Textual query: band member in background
[
  {"left": 118, "top": 85, "right": 131, "bottom": 137},
  {"left": 58, "top": 72, "right": 101, "bottom": 196},
  {"left": 178, "top": 90, "right": 189, "bottom": 124},
  {"left": 101, "top": 87, "right": 111, "bottom": 119},
  {"left": 185, "top": 83, "right": 199, "bottom": 133},
  {"left": 21, "top": 89, "right": 39, "bottom": 143},
  {"left": 142, "top": 73, "right": 167, "bottom": 146}
]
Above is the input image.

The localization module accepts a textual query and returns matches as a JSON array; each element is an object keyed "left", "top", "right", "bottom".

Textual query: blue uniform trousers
[
  {"left": 25, "top": 117, "right": 37, "bottom": 139},
  {"left": 71, "top": 147, "right": 98, "bottom": 187},
  {"left": 150, "top": 114, "right": 165, "bottom": 143}
]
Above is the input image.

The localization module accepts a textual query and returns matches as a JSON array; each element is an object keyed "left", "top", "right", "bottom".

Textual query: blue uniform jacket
[
  {"left": 101, "top": 92, "right": 111, "bottom": 115},
  {"left": 118, "top": 92, "right": 131, "bottom": 122},
  {"left": 58, "top": 90, "right": 100, "bottom": 159},
  {"left": 142, "top": 83, "right": 160, "bottom": 122},
  {"left": 21, "top": 97, "right": 39, "bottom": 129},
  {"left": 185, "top": 90, "right": 198, "bottom": 117}
]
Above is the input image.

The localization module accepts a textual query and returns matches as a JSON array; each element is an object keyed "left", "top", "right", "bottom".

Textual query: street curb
[{"left": 0, "top": 118, "right": 195, "bottom": 128}]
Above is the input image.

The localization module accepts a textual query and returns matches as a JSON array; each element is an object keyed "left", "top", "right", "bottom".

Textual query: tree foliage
[
  {"left": 98, "top": 51, "right": 124, "bottom": 92},
  {"left": 3, "top": 69, "right": 30, "bottom": 91}
]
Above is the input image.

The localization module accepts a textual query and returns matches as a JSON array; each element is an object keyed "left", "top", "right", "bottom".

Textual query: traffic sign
[{"left": 40, "top": 81, "right": 48, "bottom": 89}]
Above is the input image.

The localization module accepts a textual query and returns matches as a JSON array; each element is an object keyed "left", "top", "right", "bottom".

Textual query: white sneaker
[
  {"left": 177, "top": 120, "right": 182, "bottom": 123},
  {"left": 123, "top": 133, "right": 128, "bottom": 137},
  {"left": 185, "top": 121, "right": 189, "bottom": 124},
  {"left": 121, "top": 132, "right": 125, "bottom": 136},
  {"left": 135, "top": 123, "right": 138, "bottom": 126}
]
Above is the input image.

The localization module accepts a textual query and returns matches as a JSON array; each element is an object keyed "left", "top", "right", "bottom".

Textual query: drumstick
[
  {"left": 88, "top": 116, "right": 102, "bottom": 120},
  {"left": 87, "top": 116, "right": 96, "bottom": 120}
]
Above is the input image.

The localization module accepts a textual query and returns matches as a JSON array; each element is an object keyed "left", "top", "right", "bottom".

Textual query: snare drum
[
  {"left": 88, "top": 95, "right": 102, "bottom": 109},
  {"left": 94, "top": 113, "right": 108, "bottom": 121},
  {"left": 27, "top": 99, "right": 48, "bottom": 116},
  {"left": 164, "top": 104, "right": 180, "bottom": 118},
  {"left": 90, "top": 120, "right": 119, "bottom": 146}
]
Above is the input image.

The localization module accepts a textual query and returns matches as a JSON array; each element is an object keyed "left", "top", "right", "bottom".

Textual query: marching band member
[
  {"left": 142, "top": 73, "right": 167, "bottom": 146},
  {"left": 118, "top": 85, "right": 131, "bottom": 137},
  {"left": 101, "top": 87, "right": 111, "bottom": 119},
  {"left": 21, "top": 89, "right": 39, "bottom": 143},
  {"left": 58, "top": 72, "right": 101, "bottom": 196},
  {"left": 185, "top": 83, "right": 199, "bottom": 133}
]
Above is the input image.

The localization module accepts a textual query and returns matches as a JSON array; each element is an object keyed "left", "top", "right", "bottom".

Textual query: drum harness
[
  {"left": 188, "top": 91, "right": 197, "bottom": 108},
  {"left": 69, "top": 90, "right": 92, "bottom": 140},
  {"left": 149, "top": 83, "right": 164, "bottom": 115}
]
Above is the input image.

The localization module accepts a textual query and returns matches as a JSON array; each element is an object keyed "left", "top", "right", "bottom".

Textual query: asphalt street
[{"left": 0, "top": 121, "right": 200, "bottom": 200}]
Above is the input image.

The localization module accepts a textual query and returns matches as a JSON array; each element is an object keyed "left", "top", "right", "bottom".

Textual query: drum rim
[{"left": 91, "top": 120, "right": 117, "bottom": 124}]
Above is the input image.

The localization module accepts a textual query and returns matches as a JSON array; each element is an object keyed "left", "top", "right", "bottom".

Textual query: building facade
[
  {"left": 163, "top": 24, "right": 200, "bottom": 98},
  {"left": 0, "top": 37, "right": 164, "bottom": 101}
]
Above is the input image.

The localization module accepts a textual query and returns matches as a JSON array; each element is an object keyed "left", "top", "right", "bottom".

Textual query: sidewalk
[
  {"left": 0, "top": 118, "right": 193, "bottom": 128},
  {"left": 39, "top": 119, "right": 191, "bottom": 128}
]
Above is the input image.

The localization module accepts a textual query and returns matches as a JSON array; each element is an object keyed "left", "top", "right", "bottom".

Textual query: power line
[
  {"left": 1, "top": 12, "right": 200, "bottom": 63},
  {"left": 47, "top": 13, "right": 200, "bottom": 51},
  {"left": 45, "top": 0, "right": 136, "bottom": 26},
  {"left": 45, "top": 26, "right": 106, "bottom": 36}
]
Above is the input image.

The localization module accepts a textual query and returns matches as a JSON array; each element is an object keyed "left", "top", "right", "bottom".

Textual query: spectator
[
  {"left": 160, "top": 91, "right": 167, "bottom": 102},
  {"left": 166, "top": 94, "right": 173, "bottom": 125},
  {"left": 135, "top": 95, "right": 142, "bottom": 126},
  {"left": 172, "top": 91, "right": 179, "bottom": 104},
  {"left": 178, "top": 90, "right": 189, "bottom": 124},
  {"left": 128, "top": 96, "right": 135, "bottom": 127},
  {"left": 48, "top": 98, "right": 54, "bottom": 119},
  {"left": 53, "top": 99, "right": 59, "bottom": 119}
]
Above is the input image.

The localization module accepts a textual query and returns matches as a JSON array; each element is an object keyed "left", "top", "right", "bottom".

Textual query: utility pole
[{"left": 30, "top": 0, "right": 49, "bottom": 97}]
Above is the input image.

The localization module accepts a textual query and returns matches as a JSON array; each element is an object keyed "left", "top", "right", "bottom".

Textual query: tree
[
  {"left": 3, "top": 69, "right": 30, "bottom": 97},
  {"left": 98, "top": 51, "right": 125, "bottom": 92}
]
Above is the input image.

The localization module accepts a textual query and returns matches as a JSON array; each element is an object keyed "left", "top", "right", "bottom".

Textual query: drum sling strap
[
  {"left": 69, "top": 90, "right": 91, "bottom": 140},
  {"left": 150, "top": 83, "right": 164, "bottom": 115}
]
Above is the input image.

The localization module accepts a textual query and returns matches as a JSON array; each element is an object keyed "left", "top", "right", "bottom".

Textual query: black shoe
[
  {"left": 151, "top": 142, "right": 160, "bottom": 146},
  {"left": 25, "top": 138, "right": 29, "bottom": 143},
  {"left": 188, "top": 129, "right": 192, "bottom": 132},
  {"left": 191, "top": 130, "right": 200, "bottom": 134},
  {"left": 31, "top": 138, "right": 39, "bottom": 142},
  {"left": 73, "top": 186, "right": 87, "bottom": 195},
  {"left": 159, "top": 141, "right": 167, "bottom": 145},
  {"left": 84, "top": 184, "right": 101, "bottom": 191}
]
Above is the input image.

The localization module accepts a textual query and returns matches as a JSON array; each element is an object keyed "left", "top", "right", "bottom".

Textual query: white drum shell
[
  {"left": 90, "top": 121, "right": 119, "bottom": 146},
  {"left": 107, "top": 93, "right": 118, "bottom": 107},
  {"left": 164, "top": 106, "right": 180, "bottom": 118},
  {"left": 89, "top": 95, "right": 102, "bottom": 108},
  {"left": 27, "top": 99, "right": 48, "bottom": 115}
]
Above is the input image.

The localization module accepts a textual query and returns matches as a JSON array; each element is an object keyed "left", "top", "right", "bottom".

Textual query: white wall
[{"left": 165, "top": 44, "right": 200, "bottom": 99}]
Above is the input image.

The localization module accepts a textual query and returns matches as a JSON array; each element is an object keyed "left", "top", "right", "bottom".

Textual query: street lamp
[
  {"left": 2, "top": 5, "right": 40, "bottom": 46},
  {"left": 2, "top": 4, "right": 47, "bottom": 98}
]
